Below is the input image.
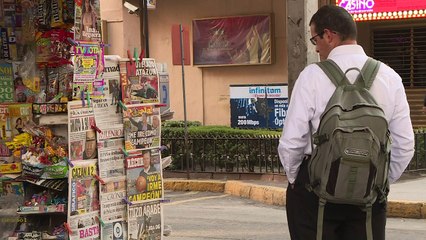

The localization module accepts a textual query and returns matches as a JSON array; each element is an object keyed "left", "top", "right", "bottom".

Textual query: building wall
[
  {"left": 102, "top": 0, "right": 288, "bottom": 126},
  {"left": 100, "top": 0, "right": 142, "bottom": 57}
]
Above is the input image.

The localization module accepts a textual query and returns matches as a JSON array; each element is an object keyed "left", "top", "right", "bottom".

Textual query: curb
[{"left": 164, "top": 179, "right": 426, "bottom": 219}]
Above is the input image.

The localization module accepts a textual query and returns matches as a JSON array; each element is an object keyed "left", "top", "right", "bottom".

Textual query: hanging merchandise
[
  {"left": 127, "top": 201, "right": 163, "bottom": 240},
  {"left": 72, "top": 41, "right": 105, "bottom": 99},
  {"left": 97, "top": 125, "right": 127, "bottom": 240},
  {"left": 123, "top": 104, "right": 161, "bottom": 151},
  {"left": 68, "top": 101, "right": 96, "bottom": 161},
  {"left": 74, "top": 0, "right": 102, "bottom": 42},
  {"left": 0, "top": 61, "right": 14, "bottom": 102},
  {"left": 125, "top": 148, "right": 163, "bottom": 204},
  {"left": 121, "top": 58, "right": 160, "bottom": 105},
  {"left": 67, "top": 160, "right": 100, "bottom": 239},
  {"left": 102, "top": 55, "right": 121, "bottom": 101},
  {"left": 96, "top": 125, "right": 125, "bottom": 179}
]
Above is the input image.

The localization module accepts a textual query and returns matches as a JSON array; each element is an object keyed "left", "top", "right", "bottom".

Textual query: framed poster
[
  {"left": 193, "top": 14, "right": 272, "bottom": 66},
  {"left": 230, "top": 84, "right": 288, "bottom": 129}
]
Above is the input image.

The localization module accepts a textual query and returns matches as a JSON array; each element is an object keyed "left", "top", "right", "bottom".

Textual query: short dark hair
[{"left": 309, "top": 5, "right": 357, "bottom": 41}]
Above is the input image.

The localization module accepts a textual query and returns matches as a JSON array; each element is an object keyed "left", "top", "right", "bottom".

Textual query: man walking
[{"left": 278, "top": 5, "right": 414, "bottom": 240}]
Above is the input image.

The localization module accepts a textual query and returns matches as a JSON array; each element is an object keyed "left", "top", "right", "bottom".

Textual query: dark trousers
[{"left": 286, "top": 158, "right": 387, "bottom": 240}]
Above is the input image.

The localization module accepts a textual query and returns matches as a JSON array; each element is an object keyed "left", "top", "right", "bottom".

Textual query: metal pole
[
  {"left": 141, "top": 0, "right": 149, "bottom": 57},
  {"left": 179, "top": 24, "right": 189, "bottom": 179}
]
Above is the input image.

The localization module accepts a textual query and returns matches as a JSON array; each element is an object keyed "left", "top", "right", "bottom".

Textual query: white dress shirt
[{"left": 278, "top": 45, "right": 415, "bottom": 184}]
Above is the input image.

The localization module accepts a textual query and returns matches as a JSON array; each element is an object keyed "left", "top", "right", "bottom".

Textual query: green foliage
[
  {"left": 162, "top": 121, "right": 281, "bottom": 139},
  {"left": 162, "top": 120, "right": 202, "bottom": 128}
]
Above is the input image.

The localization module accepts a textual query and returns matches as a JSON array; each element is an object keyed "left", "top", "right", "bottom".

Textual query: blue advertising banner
[{"left": 230, "top": 84, "right": 288, "bottom": 129}]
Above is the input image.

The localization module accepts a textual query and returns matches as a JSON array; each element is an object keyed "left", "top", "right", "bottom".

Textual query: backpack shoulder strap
[
  {"left": 316, "top": 59, "right": 349, "bottom": 87},
  {"left": 355, "top": 58, "right": 381, "bottom": 89}
]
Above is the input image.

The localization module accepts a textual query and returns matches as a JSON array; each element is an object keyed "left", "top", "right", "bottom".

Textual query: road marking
[{"left": 164, "top": 194, "right": 230, "bottom": 206}]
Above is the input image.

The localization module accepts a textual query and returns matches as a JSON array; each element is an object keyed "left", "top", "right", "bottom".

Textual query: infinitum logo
[
  {"left": 248, "top": 87, "right": 281, "bottom": 94},
  {"left": 339, "top": 0, "right": 375, "bottom": 12}
]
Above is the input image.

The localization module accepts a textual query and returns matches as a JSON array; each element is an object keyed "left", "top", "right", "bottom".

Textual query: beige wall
[
  {"left": 102, "top": 0, "right": 288, "bottom": 126},
  {"left": 100, "top": 0, "right": 143, "bottom": 57}
]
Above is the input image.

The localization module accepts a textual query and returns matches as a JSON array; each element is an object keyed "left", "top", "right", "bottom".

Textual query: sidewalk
[{"left": 164, "top": 173, "right": 426, "bottom": 219}]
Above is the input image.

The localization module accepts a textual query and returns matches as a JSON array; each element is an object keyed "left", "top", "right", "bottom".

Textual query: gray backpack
[{"left": 308, "top": 58, "right": 391, "bottom": 240}]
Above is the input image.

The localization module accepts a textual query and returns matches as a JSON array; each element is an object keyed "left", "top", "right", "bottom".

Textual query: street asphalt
[{"left": 164, "top": 173, "right": 426, "bottom": 219}]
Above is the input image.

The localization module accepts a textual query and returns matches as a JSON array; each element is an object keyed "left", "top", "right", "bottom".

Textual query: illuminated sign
[{"left": 336, "top": 0, "right": 426, "bottom": 21}]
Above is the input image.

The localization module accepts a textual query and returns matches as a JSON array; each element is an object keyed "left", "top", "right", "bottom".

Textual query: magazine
[
  {"left": 121, "top": 58, "right": 159, "bottom": 105},
  {"left": 126, "top": 148, "right": 163, "bottom": 204},
  {"left": 123, "top": 104, "right": 161, "bottom": 151},
  {"left": 68, "top": 160, "right": 99, "bottom": 216},
  {"left": 74, "top": 0, "right": 102, "bottom": 42},
  {"left": 68, "top": 101, "right": 97, "bottom": 161},
  {"left": 127, "top": 201, "right": 163, "bottom": 240},
  {"left": 8, "top": 103, "right": 32, "bottom": 137},
  {"left": 72, "top": 41, "right": 104, "bottom": 99},
  {"left": 0, "top": 104, "right": 12, "bottom": 167},
  {"left": 0, "top": 61, "right": 14, "bottom": 102}
]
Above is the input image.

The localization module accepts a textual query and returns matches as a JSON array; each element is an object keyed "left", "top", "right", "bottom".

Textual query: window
[{"left": 373, "top": 27, "right": 426, "bottom": 87}]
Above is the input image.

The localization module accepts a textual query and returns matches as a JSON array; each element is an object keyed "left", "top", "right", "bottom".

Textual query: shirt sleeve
[
  {"left": 278, "top": 66, "right": 316, "bottom": 184},
  {"left": 388, "top": 81, "right": 415, "bottom": 183}
]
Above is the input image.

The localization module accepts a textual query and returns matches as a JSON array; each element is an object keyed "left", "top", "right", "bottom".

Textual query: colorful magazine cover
[
  {"left": 126, "top": 148, "right": 162, "bottom": 204},
  {"left": 72, "top": 41, "right": 104, "bottom": 99},
  {"left": 121, "top": 58, "right": 159, "bottom": 104},
  {"left": 127, "top": 201, "right": 163, "bottom": 240},
  {"left": 68, "top": 160, "right": 99, "bottom": 216},
  {"left": 8, "top": 103, "right": 31, "bottom": 137},
  {"left": 0, "top": 60, "right": 14, "bottom": 102},
  {"left": 123, "top": 104, "right": 161, "bottom": 151},
  {"left": 0, "top": 103, "right": 12, "bottom": 167},
  {"left": 12, "top": 61, "right": 39, "bottom": 103},
  {"left": 68, "top": 101, "right": 97, "bottom": 161},
  {"left": 74, "top": 0, "right": 102, "bottom": 42}
]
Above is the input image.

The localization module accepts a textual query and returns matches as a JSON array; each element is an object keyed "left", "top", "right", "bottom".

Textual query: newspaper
[
  {"left": 93, "top": 98, "right": 122, "bottom": 127},
  {"left": 97, "top": 125, "right": 125, "bottom": 179},
  {"left": 102, "top": 55, "right": 121, "bottom": 101},
  {"left": 127, "top": 201, "right": 163, "bottom": 240},
  {"left": 101, "top": 220, "right": 127, "bottom": 240},
  {"left": 68, "top": 101, "right": 97, "bottom": 161},
  {"left": 121, "top": 58, "right": 159, "bottom": 104},
  {"left": 74, "top": 0, "right": 102, "bottom": 42},
  {"left": 68, "top": 210, "right": 101, "bottom": 240},
  {"left": 126, "top": 148, "right": 163, "bottom": 204},
  {"left": 123, "top": 104, "right": 161, "bottom": 151},
  {"left": 99, "top": 176, "right": 126, "bottom": 203}
]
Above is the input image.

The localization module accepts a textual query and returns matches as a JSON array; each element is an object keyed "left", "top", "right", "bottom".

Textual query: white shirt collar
[{"left": 327, "top": 45, "right": 367, "bottom": 60}]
